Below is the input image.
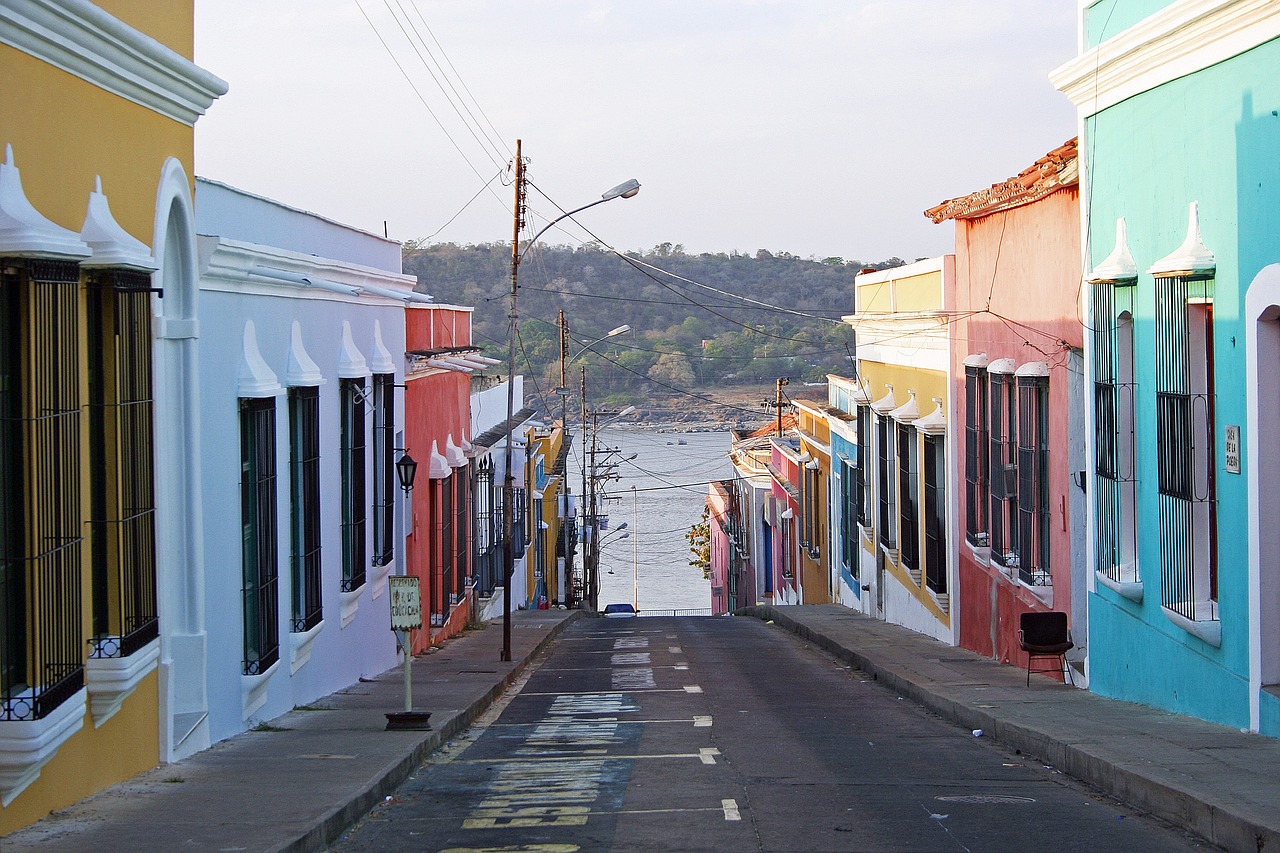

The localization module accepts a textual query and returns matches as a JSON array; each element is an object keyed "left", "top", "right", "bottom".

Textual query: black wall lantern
[{"left": 396, "top": 451, "right": 418, "bottom": 494}]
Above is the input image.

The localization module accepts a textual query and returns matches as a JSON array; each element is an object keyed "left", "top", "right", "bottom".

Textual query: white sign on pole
[
  {"left": 389, "top": 576, "right": 422, "bottom": 630},
  {"left": 1225, "top": 425, "right": 1241, "bottom": 475}
]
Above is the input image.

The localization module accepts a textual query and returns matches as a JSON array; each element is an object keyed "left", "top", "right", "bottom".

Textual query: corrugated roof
[
  {"left": 925, "top": 138, "right": 1078, "bottom": 224},
  {"left": 472, "top": 406, "right": 537, "bottom": 449}
]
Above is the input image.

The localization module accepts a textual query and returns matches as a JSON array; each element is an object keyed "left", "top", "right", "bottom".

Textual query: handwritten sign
[
  {"left": 389, "top": 576, "right": 422, "bottom": 631},
  {"left": 1225, "top": 425, "right": 1241, "bottom": 475}
]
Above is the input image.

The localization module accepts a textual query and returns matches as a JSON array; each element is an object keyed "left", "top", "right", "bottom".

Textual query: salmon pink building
[
  {"left": 404, "top": 306, "right": 485, "bottom": 651},
  {"left": 926, "top": 139, "right": 1087, "bottom": 679}
]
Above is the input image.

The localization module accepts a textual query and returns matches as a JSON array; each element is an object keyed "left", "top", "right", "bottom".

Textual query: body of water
[{"left": 567, "top": 428, "right": 731, "bottom": 613}]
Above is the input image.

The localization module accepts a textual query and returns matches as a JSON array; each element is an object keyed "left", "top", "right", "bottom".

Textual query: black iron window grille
[
  {"left": 876, "top": 414, "right": 896, "bottom": 549},
  {"left": 1154, "top": 274, "right": 1217, "bottom": 622},
  {"left": 288, "top": 386, "right": 322, "bottom": 633},
  {"left": 855, "top": 406, "right": 870, "bottom": 527},
  {"left": 87, "top": 271, "right": 159, "bottom": 661},
  {"left": 898, "top": 423, "right": 919, "bottom": 573},
  {"left": 923, "top": 433, "right": 947, "bottom": 594},
  {"left": 473, "top": 457, "right": 497, "bottom": 594},
  {"left": 441, "top": 471, "right": 454, "bottom": 607},
  {"left": 455, "top": 462, "right": 469, "bottom": 598},
  {"left": 988, "top": 371, "right": 1018, "bottom": 571},
  {"left": 512, "top": 487, "right": 527, "bottom": 556},
  {"left": 339, "top": 378, "right": 367, "bottom": 593},
  {"left": 240, "top": 396, "right": 280, "bottom": 676},
  {"left": 0, "top": 260, "right": 85, "bottom": 721},
  {"left": 1015, "top": 375, "right": 1051, "bottom": 587},
  {"left": 1093, "top": 282, "right": 1138, "bottom": 583},
  {"left": 841, "top": 459, "right": 858, "bottom": 578},
  {"left": 964, "top": 365, "right": 990, "bottom": 546},
  {"left": 371, "top": 373, "right": 394, "bottom": 568}
]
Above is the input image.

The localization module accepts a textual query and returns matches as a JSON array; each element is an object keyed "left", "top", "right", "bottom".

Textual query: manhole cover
[{"left": 935, "top": 795, "right": 1037, "bottom": 804}]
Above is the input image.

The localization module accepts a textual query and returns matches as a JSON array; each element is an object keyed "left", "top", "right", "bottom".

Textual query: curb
[
  {"left": 740, "top": 606, "right": 1278, "bottom": 853},
  {"left": 277, "top": 610, "right": 583, "bottom": 853}
]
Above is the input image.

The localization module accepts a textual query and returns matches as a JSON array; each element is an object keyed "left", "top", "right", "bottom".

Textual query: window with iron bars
[
  {"left": 288, "top": 386, "right": 322, "bottom": 633},
  {"left": 898, "top": 423, "right": 919, "bottom": 574},
  {"left": 964, "top": 365, "right": 989, "bottom": 547},
  {"left": 339, "top": 378, "right": 366, "bottom": 593},
  {"left": 1093, "top": 281, "right": 1138, "bottom": 585},
  {"left": 0, "top": 259, "right": 85, "bottom": 721},
  {"left": 876, "top": 414, "right": 896, "bottom": 549},
  {"left": 1154, "top": 274, "right": 1217, "bottom": 625},
  {"left": 923, "top": 433, "right": 947, "bottom": 594},
  {"left": 1015, "top": 375, "right": 1050, "bottom": 587},
  {"left": 473, "top": 457, "right": 497, "bottom": 594},
  {"left": 455, "top": 462, "right": 469, "bottom": 599},
  {"left": 855, "top": 406, "right": 870, "bottom": 527},
  {"left": 988, "top": 371, "right": 1018, "bottom": 571},
  {"left": 87, "top": 271, "right": 159, "bottom": 661},
  {"left": 441, "top": 471, "right": 454, "bottom": 608},
  {"left": 841, "top": 459, "right": 858, "bottom": 578},
  {"left": 371, "top": 373, "right": 394, "bottom": 569},
  {"left": 240, "top": 396, "right": 280, "bottom": 676}
]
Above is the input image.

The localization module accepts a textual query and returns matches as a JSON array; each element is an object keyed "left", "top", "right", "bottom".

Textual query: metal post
[{"left": 501, "top": 139, "right": 524, "bottom": 663}]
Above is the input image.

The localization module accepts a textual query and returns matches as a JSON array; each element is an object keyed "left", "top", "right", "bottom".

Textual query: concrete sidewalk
[
  {"left": 1, "top": 608, "right": 581, "bottom": 853},
  {"left": 742, "top": 604, "right": 1280, "bottom": 853}
]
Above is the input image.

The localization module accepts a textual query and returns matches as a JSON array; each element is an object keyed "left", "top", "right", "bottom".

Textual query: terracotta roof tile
[{"left": 925, "top": 138, "right": 1078, "bottom": 224}]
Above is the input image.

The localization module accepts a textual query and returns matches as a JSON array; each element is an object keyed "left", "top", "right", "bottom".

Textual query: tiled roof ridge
[
  {"left": 745, "top": 411, "right": 798, "bottom": 438},
  {"left": 924, "top": 137, "right": 1078, "bottom": 224}
]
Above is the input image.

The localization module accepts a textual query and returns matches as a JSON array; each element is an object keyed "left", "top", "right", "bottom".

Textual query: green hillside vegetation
[{"left": 402, "top": 241, "right": 906, "bottom": 415}]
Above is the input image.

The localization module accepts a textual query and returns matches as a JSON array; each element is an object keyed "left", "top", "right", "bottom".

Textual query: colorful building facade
[
  {"left": 926, "top": 141, "right": 1085, "bottom": 675},
  {"left": 836, "top": 257, "right": 956, "bottom": 644},
  {"left": 1053, "top": 0, "right": 1280, "bottom": 730},
  {"left": 0, "top": 0, "right": 224, "bottom": 829}
]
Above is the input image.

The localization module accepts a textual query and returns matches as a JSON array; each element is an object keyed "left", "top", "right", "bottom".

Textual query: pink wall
[
  {"left": 950, "top": 186, "right": 1082, "bottom": 666},
  {"left": 707, "top": 487, "right": 730, "bottom": 616}
]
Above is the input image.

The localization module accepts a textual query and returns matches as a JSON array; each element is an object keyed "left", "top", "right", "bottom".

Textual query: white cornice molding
[
  {"left": 0, "top": 0, "right": 227, "bottom": 126},
  {"left": 197, "top": 236, "right": 418, "bottom": 302},
  {"left": 1051, "top": 0, "right": 1280, "bottom": 116}
]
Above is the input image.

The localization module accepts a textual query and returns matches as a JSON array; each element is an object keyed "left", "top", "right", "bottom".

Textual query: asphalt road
[{"left": 333, "top": 616, "right": 1215, "bottom": 852}]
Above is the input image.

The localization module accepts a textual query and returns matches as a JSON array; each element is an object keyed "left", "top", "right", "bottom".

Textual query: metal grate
[
  {"left": 876, "top": 414, "right": 896, "bottom": 548},
  {"left": 289, "top": 386, "right": 322, "bottom": 633},
  {"left": 898, "top": 423, "right": 918, "bottom": 572},
  {"left": 923, "top": 434, "right": 947, "bottom": 593},
  {"left": 964, "top": 366, "right": 989, "bottom": 545},
  {"left": 1, "top": 260, "right": 85, "bottom": 720},
  {"left": 240, "top": 396, "right": 279, "bottom": 676},
  {"left": 988, "top": 372, "right": 1018, "bottom": 570},
  {"left": 1015, "top": 375, "right": 1050, "bottom": 587},
  {"left": 1154, "top": 274, "right": 1217, "bottom": 620},
  {"left": 371, "top": 373, "right": 394, "bottom": 568},
  {"left": 87, "top": 275, "right": 158, "bottom": 659},
  {"left": 339, "top": 378, "right": 367, "bottom": 593}
]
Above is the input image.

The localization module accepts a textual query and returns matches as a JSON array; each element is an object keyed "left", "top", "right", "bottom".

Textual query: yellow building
[
  {"left": 838, "top": 257, "right": 956, "bottom": 645},
  {"left": 792, "top": 401, "right": 833, "bottom": 604},
  {"left": 0, "top": 0, "right": 224, "bottom": 831},
  {"left": 525, "top": 424, "right": 569, "bottom": 607}
]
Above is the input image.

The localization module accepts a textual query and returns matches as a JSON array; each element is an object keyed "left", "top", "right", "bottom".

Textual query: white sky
[{"left": 194, "top": 1, "right": 1079, "bottom": 264}]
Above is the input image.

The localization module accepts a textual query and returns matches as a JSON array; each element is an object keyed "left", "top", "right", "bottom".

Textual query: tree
[
  {"left": 687, "top": 507, "right": 711, "bottom": 580},
  {"left": 647, "top": 352, "right": 695, "bottom": 385}
]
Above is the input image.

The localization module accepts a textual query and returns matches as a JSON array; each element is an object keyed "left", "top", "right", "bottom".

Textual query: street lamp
[
  {"left": 501, "top": 138, "right": 640, "bottom": 662},
  {"left": 396, "top": 452, "right": 418, "bottom": 494},
  {"left": 583, "top": 405, "right": 637, "bottom": 612}
]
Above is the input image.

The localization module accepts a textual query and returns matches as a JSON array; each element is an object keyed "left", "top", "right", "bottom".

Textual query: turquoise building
[{"left": 1053, "top": 1, "right": 1280, "bottom": 732}]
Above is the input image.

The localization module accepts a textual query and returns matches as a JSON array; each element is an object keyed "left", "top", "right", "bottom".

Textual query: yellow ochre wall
[
  {"left": 0, "top": 44, "right": 194, "bottom": 238},
  {"left": 0, "top": 3, "right": 196, "bottom": 832}
]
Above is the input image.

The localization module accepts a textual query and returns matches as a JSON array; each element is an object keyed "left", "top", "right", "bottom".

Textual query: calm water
[{"left": 567, "top": 428, "right": 730, "bottom": 612}]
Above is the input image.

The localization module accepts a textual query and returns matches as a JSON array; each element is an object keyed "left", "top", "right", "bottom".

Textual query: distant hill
[{"left": 402, "top": 241, "right": 906, "bottom": 420}]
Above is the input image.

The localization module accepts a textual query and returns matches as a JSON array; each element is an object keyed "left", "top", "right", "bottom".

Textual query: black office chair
[{"left": 1019, "top": 611, "right": 1073, "bottom": 686}]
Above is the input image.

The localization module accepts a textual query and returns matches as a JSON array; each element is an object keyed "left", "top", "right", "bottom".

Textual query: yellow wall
[
  {"left": 98, "top": 2, "right": 194, "bottom": 58},
  {"left": 1, "top": 4, "right": 196, "bottom": 831},
  {"left": 858, "top": 361, "right": 947, "bottom": 409},
  {"left": 0, "top": 673, "right": 161, "bottom": 834},
  {"left": 856, "top": 269, "right": 943, "bottom": 315},
  {"left": 0, "top": 45, "right": 193, "bottom": 238}
]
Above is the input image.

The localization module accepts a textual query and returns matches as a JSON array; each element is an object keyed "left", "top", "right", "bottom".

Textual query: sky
[{"left": 194, "top": 1, "right": 1079, "bottom": 265}]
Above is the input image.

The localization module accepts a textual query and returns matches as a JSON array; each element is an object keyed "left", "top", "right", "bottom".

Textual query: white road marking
[
  {"left": 722, "top": 798, "right": 741, "bottom": 821},
  {"left": 668, "top": 646, "right": 683, "bottom": 654},
  {"left": 457, "top": 751, "right": 723, "bottom": 765},
  {"left": 693, "top": 715, "right": 713, "bottom": 727},
  {"left": 699, "top": 748, "right": 721, "bottom": 765},
  {"left": 683, "top": 685, "right": 703, "bottom": 693}
]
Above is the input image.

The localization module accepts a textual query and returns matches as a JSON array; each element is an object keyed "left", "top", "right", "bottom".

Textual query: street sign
[
  {"left": 389, "top": 576, "right": 422, "bottom": 630},
  {"left": 1225, "top": 425, "right": 1241, "bottom": 474}
]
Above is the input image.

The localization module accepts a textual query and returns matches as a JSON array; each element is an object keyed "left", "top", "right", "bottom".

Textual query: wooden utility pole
[
  {"left": 776, "top": 377, "right": 789, "bottom": 437},
  {"left": 501, "top": 139, "right": 525, "bottom": 663}
]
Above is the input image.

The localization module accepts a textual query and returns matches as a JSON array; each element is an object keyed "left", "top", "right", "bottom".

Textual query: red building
[
  {"left": 403, "top": 305, "right": 482, "bottom": 652},
  {"left": 926, "top": 139, "right": 1085, "bottom": 675}
]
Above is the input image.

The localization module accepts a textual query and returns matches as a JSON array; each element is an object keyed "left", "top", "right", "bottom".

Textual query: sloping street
[{"left": 335, "top": 616, "right": 1210, "bottom": 852}]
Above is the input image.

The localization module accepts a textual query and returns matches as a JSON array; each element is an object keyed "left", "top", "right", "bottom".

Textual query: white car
[{"left": 602, "top": 603, "right": 637, "bottom": 618}]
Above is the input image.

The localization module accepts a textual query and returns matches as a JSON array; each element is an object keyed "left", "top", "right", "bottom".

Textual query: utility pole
[
  {"left": 588, "top": 410, "right": 599, "bottom": 610},
  {"left": 580, "top": 366, "right": 588, "bottom": 609},
  {"left": 775, "top": 377, "right": 789, "bottom": 437},
  {"left": 501, "top": 139, "right": 525, "bottom": 663}
]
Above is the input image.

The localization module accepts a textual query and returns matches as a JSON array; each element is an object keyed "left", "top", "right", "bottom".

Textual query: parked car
[{"left": 602, "top": 603, "right": 637, "bottom": 618}]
